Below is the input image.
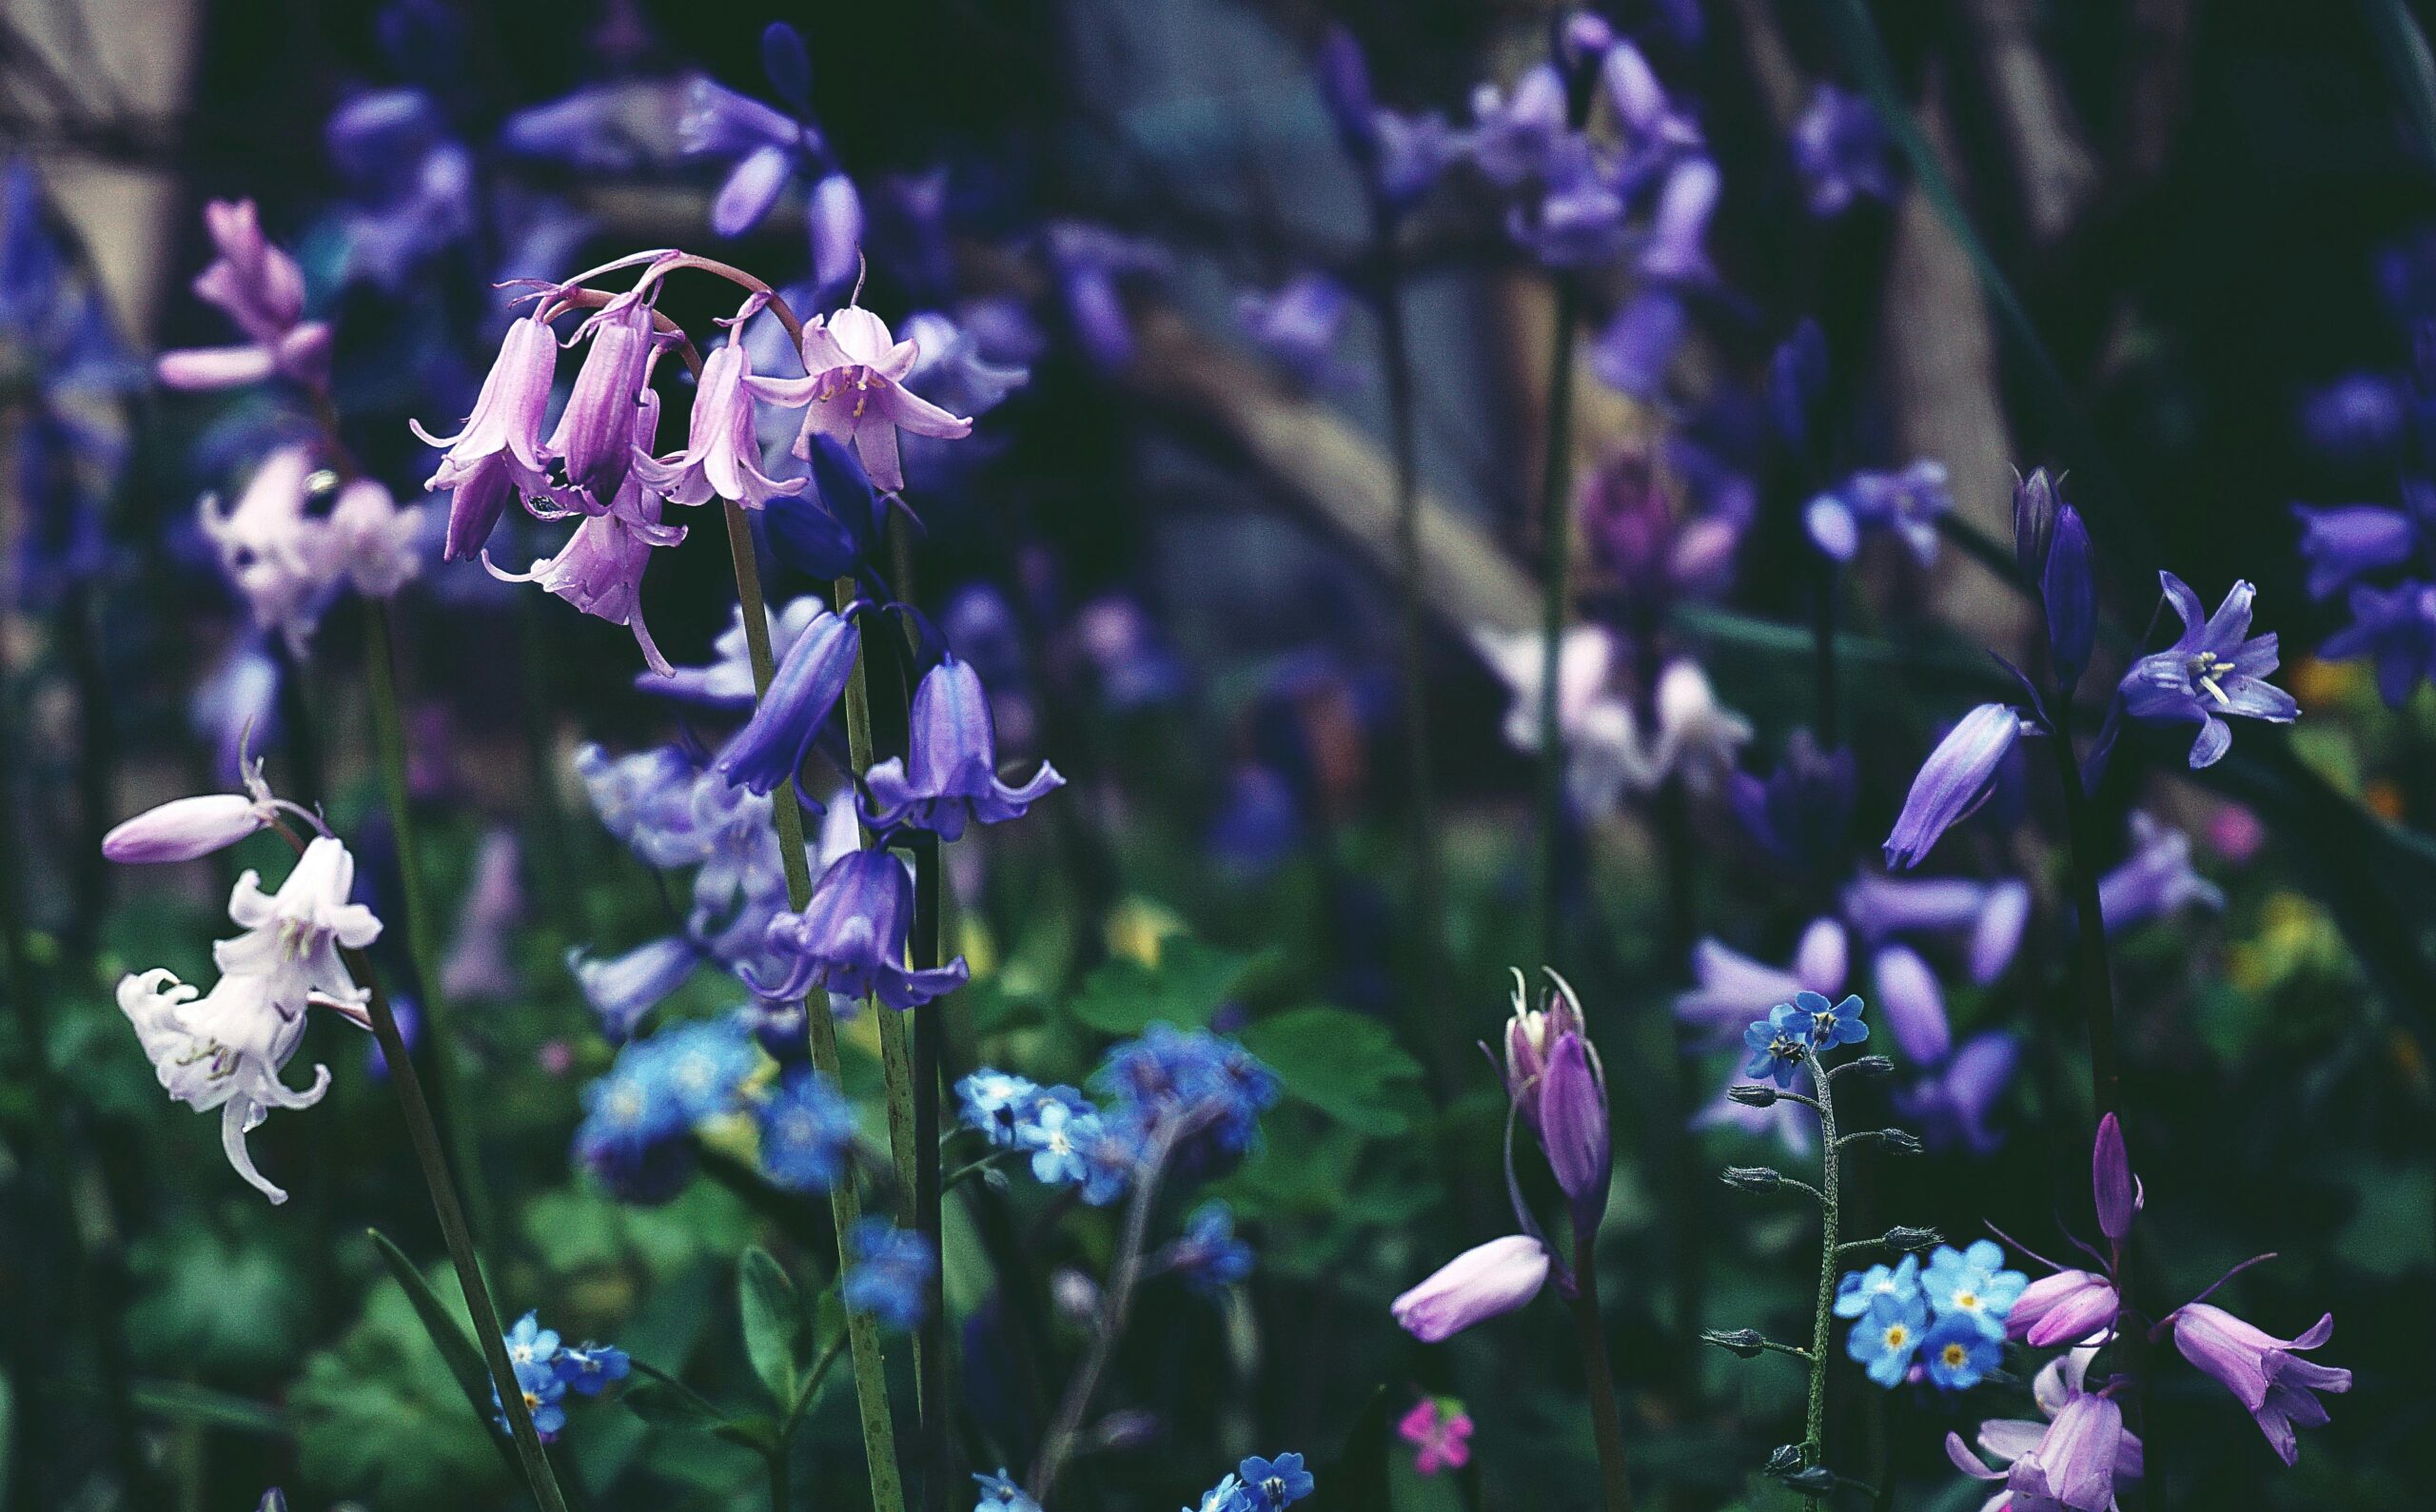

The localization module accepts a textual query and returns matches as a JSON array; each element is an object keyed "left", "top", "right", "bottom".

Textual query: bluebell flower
[
  {"left": 1165, "top": 1202, "right": 1256, "bottom": 1294},
  {"left": 1805, "top": 461, "right": 1950, "bottom": 566},
  {"left": 1739, "top": 1005, "right": 1810, "bottom": 1088},
  {"left": 972, "top": 1468, "right": 1041, "bottom": 1512},
  {"left": 1844, "top": 1292, "right": 1929, "bottom": 1388},
  {"left": 645, "top": 597, "right": 833, "bottom": 713},
  {"left": 1791, "top": 85, "right": 1898, "bottom": 216},
  {"left": 554, "top": 1343, "right": 631, "bottom": 1397},
  {"left": 1726, "top": 733, "right": 1856, "bottom": 879},
  {"left": 495, "top": 1356, "right": 569, "bottom": 1440},
  {"left": 756, "top": 1069, "right": 856, "bottom": 1192},
  {"left": 1019, "top": 1099, "right": 1103, "bottom": 1186},
  {"left": 2318, "top": 579, "right": 2436, "bottom": 707},
  {"left": 715, "top": 605, "right": 863, "bottom": 802},
  {"left": 2299, "top": 371, "right": 2408, "bottom": 463},
  {"left": 843, "top": 1218, "right": 934, "bottom": 1332},
  {"left": 1834, "top": 1254, "right": 1922, "bottom": 1319},
  {"left": 1238, "top": 1453, "right": 1314, "bottom": 1511},
  {"left": 2291, "top": 504, "right": 2417, "bottom": 601},
  {"left": 1921, "top": 1241, "right": 2028, "bottom": 1340},
  {"left": 2098, "top": 811, "right": 2225, "bottom": 932},
  {"left": 1919, "top": 1313, "right": 2003, "bottom": 1391},
  {"left": 1883, "top": 704, "right": 2032, "bottom": 869},
  {"left": 1893, "top": 1031, "right": 2019, "bottom": 1155},
  {"left": 750, "top": 849, "right": 971, "bottom": 1011},
  {"left": 568, "top": 936, "right": 703, "bottom": 1043},
  {"left": 860, "top": 656, "right": 1064, "bottom": 840},
  {"left": 1788, "top": 990, "right": 1868, "bottom": 1053},
  {"left": 2118, "top": 574, "right": 2298, "bottom": 769}
]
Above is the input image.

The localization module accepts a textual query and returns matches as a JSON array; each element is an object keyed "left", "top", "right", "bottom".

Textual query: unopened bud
[
  {"left": 1763, "top": 1444, "right": 1804, "bottom": 1476},
  {"left": 1883, "top": 1225, "right": 1942, "bottom": 1252},
  {"left": 1873, "top": 1129, "right": 1924, "bottom": 1157},
  {"left": 1721, "top": 1166, "right": 1785, "bottom": 1192},
  {"left": 1701, "top": 1328, "right": 1765, "bottom": 1359},
  {"left": 1840, "top": 1055, "right": 1895, "bottom": 1078},
  {"left": 1726, "top": 1084, "right": 1778, "bottom": 1108},
  {"left": 1779, "top": 1466, "right": 1838, "bottom": 1493}
]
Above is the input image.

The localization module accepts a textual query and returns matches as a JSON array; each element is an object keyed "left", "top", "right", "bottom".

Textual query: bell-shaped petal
[
  {"left": 1389, "top": 1236, "right": 1550, "bottom": 1344},
  {"left": 2009, "top": 1269, "right": 2121, "bottom": 1348},
  {"left": 1884, "top": 704, "right": 2029, "bottom": 869},
  {"left": 860, "top": 655, "right": 1062, "bottom": 839},
  {"left": 103, "top": 794, "right": 269, "bottom": 863},
  {"left": 1537, "top": 1031, "right": 1610, "bottom": 1228},
  {"left": 716, "top": 606, "right": 861, "bottom": 797}
]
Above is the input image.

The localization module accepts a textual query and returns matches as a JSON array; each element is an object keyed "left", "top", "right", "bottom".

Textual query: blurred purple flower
[
  {"left": 2098, "top": 811, "right": 2224, "bottom": 932},
  {"left": 1870, "top": 943, "right": 1949, "bottom": 1063},
  {"left": 1046, "top": 223, "right": 1168, "bottom": 372},
  {"left": 1236, "top": 274, "right": 1353, "bottom": 386},
  {"left": 324, "top": 88, "right": 474, "bottom": 290},
  {"left": 1842, "top": 873, "right": 2029, "bottom": 985},
  {"left": 1806, "top": 460, "right": 1950, "bottom": 565},
  {"left": 1893, "top": 1031, "right": 2018, "bottom": 1155},
  {"left": 156, "top": 200, "right": 330, "bottom": 392},
  {"left": 1677, "top": 918, "right": 1846, "bottom": 1050},
  {"left": 1591, "top": 286, "right": 1688, "bottom": 400},
  {"left": 1791, "top": 85, "right": 1897, "bottom": 216},
  {"left": 645, "top": 595, "right": 828, "bottom": 712},
  {"left": 1581, "top": 447, "right": 1742, "bottom": 605},
  {"left": 2319, "top": 578, "right": 2436, "bottom": 705},
  {"left": 2291, "top": 503, "right": 2416, "bottom": 599},
  {"left": 2299, "top": 371, "right": 2407, "bottom": 463},
  {"left": 1727, "top": 732, "right": 1856, "bottom": 877},
  {"left": 2119, "top": 574, "right": 2297, "bottom": 769},
  {"left": 439, "top": 830, "right": 523, "bottom": 1001}
]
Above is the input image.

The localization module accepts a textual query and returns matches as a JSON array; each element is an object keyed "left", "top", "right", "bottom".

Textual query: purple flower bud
[
  {"left": 2043, "top": 504, "right": 2095, "bottom": 690},
  {"left": 1537, "top": 1031, "right": 1610, "bottom": 1227},
  {"left": 2092, "top": 1112, "right": 2138, "bottom": 1242},
  {"left": 715, "top": 145, "right": 796, "bottom": 238},
  {"left": 2008, "top": 1268, "right": 2120, "bottom": 1348},
  {"left": 1870, "top": 944, "right": 1950, "bottom": 1064},
  {"left": 860, "top": 655, "right": 1063, "bottom": 839},
  {"left": 750, "top": 849, "right": 971, "bottom": 1011},
  {"left": 2166, "top": 1304, "right": 2349, "bottom": 1466},
  {"left": 1389, "top": 1235, "right": 1550, "bottom": 1344},
  {"left": 1883, "top": 704, "right": 2029, "bottom": 870},
  {"left": 2291, "top": 503, "right": 2416, "bottom": 600},
  {"left": 761, "top": 22, "right": 812, "bottom": 112},
  {"left": 716, "top": 606, "right": 862, "bottom": 798},
  {"left": 548, "top": 297, "right": 658, "bottom": 512},
  {"left": 2014, "top": 468, "right": 2059, "bottom": 581},
  {"left": 101, "top": 794, "right": 270, "bottom": 863},
  {"left": 637, "top": 298, "right": 807, "bottom": 509},
  {"left": 1766, "top": 319, "right": 1829, "bottom": 453},
  {"left": 808, "top": 173, "right": 864, "bottom": 291},
  {"left": 1314, "top": 26, "right": 1379, "bottom": 166}
]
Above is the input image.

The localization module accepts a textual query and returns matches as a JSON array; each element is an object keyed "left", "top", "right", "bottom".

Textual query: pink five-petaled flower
[
  {"left": 1390, "top": 1235, "right": 1551, "bottom": 1344},
  {"left": 1946, "top": 1349, "right": 2141, "bottom": 1512},
  {"left": 2164, "top": 1303, "right": 2349, "bottom": 1466},
  {"left": 759, "top": 304, "right": 972, "bottom": 493},
  {"left": 1396, "top": 1399, "right": 1474, "bottom": 1477},
  {"left": 154, "top": 199, "right": 332, "bottom": 392}
]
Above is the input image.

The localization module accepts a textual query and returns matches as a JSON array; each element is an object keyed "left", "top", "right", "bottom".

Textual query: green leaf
[
  {"left": 620, "top": 1376, "right": 729, "bottom": 1434},
  {"left": 737, "top": 1248, "right": 806, "bottom": 1410},
  {"left": 1061, "top": 938, "right": 1252, "bottom": 1035},
  {"left": 366, "top": 1228, "right": 497, "bottom": 1431},
  {"left": 289, "top": 1263, "right": 507, "bottom": 1502},
  {"left": 1238, "top": 1007, "right": 1424, "bottom": 1135}
]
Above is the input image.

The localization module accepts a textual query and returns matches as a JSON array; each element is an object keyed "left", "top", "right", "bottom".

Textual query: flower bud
[
  {"left": 2009, "top": 1268, "right": 2121, "bottom": 1348},
  {"left": 101, "top": 793, "right": 269, "bottom": 863},
  {"left": 1315, "top": 26, "right": 1379, "bottom": 167},
  {"left": 1726, "top": 1084, "right": 1779, "bottom": 1108},
  {"left": 1763, "top": 1445, "right": 1804, "bottom": 1476},
  {"left": 1721, "top": 1166, "right": 1785, "bottom": 1192},
  {"left": 1882, "top": 1225, "right": 1942, "bottom": 1252},
  {"left": 1778, "top": 1467, "right": 1838, "bottom": 1493},
  {"left": 1868, "top": 1129, "right": 1924, "bottom": 1157},
  {"left": 1390, "top": 1235, "right": 1551, "bottom": 1344},
  {"left": 1538, "top": 1031, "right": 1611, "bottom": 1227},
  {"left": 2092, "top": 1111, "right": 2140, "bottom": 1242},
  {"left": 1701, "top": 1328, "right": 1765, "bottom": 1359},
  {"left": 2014, "top": 468, "right": 2059, "bottom": 580},
  {"left": 2043, "top": 504, "right": 2096, "bottom": 692},
  {"left": 1883, "top": 704, "right": 2028, "bottom": 870},
  {"left": 1841, "top": 1055, "right": 1896, "bottom": 1078}
]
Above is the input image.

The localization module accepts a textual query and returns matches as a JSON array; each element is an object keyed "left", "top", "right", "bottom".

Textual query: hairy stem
[
  {"left": 1570, "top": 1234, "right": 1640, "bottom": 1512},
  {"left": 364, "top": 598, "right": 494, "bottom": 1246},
  {"left": 726, "top": 505, "right": 906, "bottom": 1512},
  {"left": 1802, "top": 1056, "right": 1845, "bottom": 1499}
]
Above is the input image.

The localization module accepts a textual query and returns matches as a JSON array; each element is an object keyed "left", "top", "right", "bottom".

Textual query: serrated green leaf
[
  {"left": 737, "top": 1248, "right": 806, "bottom": 1409},
  {"left": 1238, "top": 1007, "right": 1424, "bottom": 1134},
  {"left": 1061, "top": 938, "right": 1251, "bottom": 1034},
  {"left": 366, "top": 1229, "right": 496, "bottom": 1431}
]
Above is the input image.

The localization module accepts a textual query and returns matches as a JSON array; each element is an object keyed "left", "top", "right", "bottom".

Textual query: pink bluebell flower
[
  {"left": 412, "top": 314, "right": 559, "bottom": 560},
  {"left": 1946, "top": 1358, "right": 2139, "bottom": 1511},
  {"left": 756, "top": 303, "right": 974, "bottom": 493},
  {"left": 2164, "top": 1304, "right": 2349, "bottom": 1465},
  {"left": 1390, "top": 1235, "right": 1551, "bottom": 1343},
  {"left": 155, "top": 199, "right": 330, "bottom": 392}
]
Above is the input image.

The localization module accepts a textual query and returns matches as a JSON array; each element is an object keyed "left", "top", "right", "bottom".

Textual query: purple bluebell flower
[
  {"left": 1677, "top": 918, "right": 1847, "bottom": 1049},
  {"left": 1591, "top": 287, "right": 1687, "bottom": 400},
  {"left": 843, "top": 1218, "right": 933, "bottom": 1331},
  {"left": 1805, "top": 460, "right": 1950, "bottom": 566},
  {"left": 860, "top": 655, "right": 1062, "bottom": 839},
  {"left": 2098, "top": 811, "right": 2224, "bottom": 932},
  {"left": 486, "top": 461, "right": 685, "bottom": 677},
  {"left": 101, "top": 781, "right": 278, "bottom": 864},
  {"left": 1948, "top": 1350, "right": 2143, "bottom": 1508},
  {"left": 751, "top": 850, "right": 970, "bottom": 1011},
  {"left": 1581, "top": 446, "right": 1742, "bottom": 603},
  {"left": 899, "top": 308, "right": 1031, "bottom": 426},
  {"left": 2095, "top": 1112, "right": 2139, "bottom": 1242},
  {"left": 1726, "top": 733, "right": 1856, "bottom": 878},
  {"left": 324, "top": 88, "right": 474, "bottom": 291},
  {"left": 1841, "top": 874, "right": 2030, "bottom": 985},
  {"left": 2119, "top": 574, "right": 2297, "bottom": 768},
  {"left": 2318, "top": 578, "right": 2436, "bottom": 705},
  {"left": 1883, "top": 704, "right": 2033, "bottom": 868},
  {"left": 2299, "top": 370, "right": 2407, "bottom": 462},
  {"left": 568, "top": 936, "right": 701, "bottom": 1042},
  {"left": 547, "top": 293, "right": 662, "bottom": 514},
  {"left": 1164, "top": 1202, "right": 1255, "bottom": 1294},
  {"left": 1390, "top": 1234, "right": 1551, "bottom": 1343},
  {"left": 2291, "top": 503, "right": 2416, "bottom": 599},
  {"left": 2009, "top": 1268, "right": 2120, "bottom": 1348},
  {"left": 155, "top": 200, "right": 330, "bottom": 392},
  {"left": 1236, "top": 274, "right": 1352, "bottom": 386},
  {"left": 712, "top": 602, "right": 860, "bottom": 798},
  {"left": 2165, "top": 1304, "right": 2349, "bottom": 1465},
  {"left": 2043, "top": 503, "right": 2097, "bottom": 690},
  {"left": 1845, "top": 1291, "right": 1928, "bottom": 1386},
  {"left": 414, "top": 315, "right": 559, "bottom": 560},
  {"left": 1893, "top": 1031, "right": 2018, "bottom": 1154},
  {"left": 647, "top": 596, "right": 830, "bottom": 711},
  {"left": 637, "top": 294, "right": 808, "bottom": 510},
  {"left": 1791, "top": 85, "right": 1897, "bottom": 216},
  {"left": 756, "top": 303, "right": 974, "bottom": 493},
  {"left": 1466, "top": 64, "right": 1569, "bottom": 187},
  {"left": 756, "top": 1068, "right": 856, "bottom": 1192},
  {"left": 1537, "top": 1029, "right": 1611, "bottom": 1228},
  {"left": 1045, "top": 223, "right": 1168, "bottom": 372}
]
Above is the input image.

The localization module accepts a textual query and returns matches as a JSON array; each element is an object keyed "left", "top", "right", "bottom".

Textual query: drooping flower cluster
[
  {"left": 489, "top": 1310, "right": 629, "bottom": 1442},
  {"left": 1837, "top": 1241, "right": 2024, "bottom": 1391}
]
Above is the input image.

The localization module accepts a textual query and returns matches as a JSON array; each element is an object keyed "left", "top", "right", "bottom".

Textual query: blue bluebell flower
[
  {"left": 714, "top": 605, "right": 863, "bottom": 801},
  {"left": 1739, "top": 1005, "right": 1811, "bottom": 1088},
  {"left": 859, "top": 655, "right": 1064, "bottom": 840},
  {"left": 1165, "top": 1202, "right": 1256, "bottom": 1294},
  {"left": 749, "top": 850, "right": 971, "bottom": 1011},
  {"left": 1787, "top": 990, "right": 1868, "bottom": 1053},
  {"left": 1238, "top": 1453, "right": 1314, "bottom": 1511},
  {"left": 1921, "top": 1241, "right": 2029, "bottom": 1340},
  {"left": 972, "top": 1468, "right": 1041, "bottom": 1512},
  {"left": 1883, "top": 704, "right": 2032, "bottom": 869},
  {"left": 1844, "top": 1291, "right": 1928, "bottom": 1388},
  {"left": 554, "top": 1343, "right": 631, "bottom": 1397},
  {"left": 756, "top": 1069, "right": 857, "bottom": 1192},
  {"left": 843, "top": 1219, "right": 934, "bottom": 1332},
  {"left": 2318, "top": 579, "right": 2436, "bottom": 707},
  {"left": 1918, "top": 1312, "right": 2003, "bottom": 1391},
  {"left": 1804, "top": 460, "right": 1949, "bottom": 566},
  {"left": 1833, "top": 1254, "right": 1921, "bottom": 1320}
]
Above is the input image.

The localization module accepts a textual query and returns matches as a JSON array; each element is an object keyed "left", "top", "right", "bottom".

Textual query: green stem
[
  {"left": 1532, "top": 275, "right": 1583, "bottom": 971},
  {"left": 1569, "top": 1234, "right": 1640, "bottom": 1512},
  {"left": 340, "top": 939, "right": 564, "bottom": 1511},
  {"left": 2044, "top": 704, "right": 2121, "bottom": 1122},
  {"left": 768, "top": 1442, "right": 793, "bottom": 1512},
  {"left": 725, "top": 507, "right": 906, "bottom": 1512},
  {"left": 1801, "top": 1058, "right": 1845, "bottom": 1501},
  {"left": 363, "top": 599, "right": 494, "bottom": 1246}
]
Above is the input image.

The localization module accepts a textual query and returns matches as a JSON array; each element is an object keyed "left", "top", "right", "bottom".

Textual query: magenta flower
[
  {"left": 2009, "top": 1268, "right": 2121, "bottom": 1349},
  {"left": 412, "top": 314, "right": 558, "bottom": 560},
  {"left": 1396, "top": 1399, "right": 1474, "bottom": 1476},
  {"left": 757, "top": 304, "right": 972, "bottom": 493},
  {"left": 2165, "top": 1304, "right": 2349, "bottom": 1465},
  {"left": 155, "top": 199, "right": 331, "bottom": 392},
  {"left": 638, "top": 294, "right": 808, "bottom": 509},
  {"left": 1390, "top": 1235, "right": 1550, "bottom": 1344}
]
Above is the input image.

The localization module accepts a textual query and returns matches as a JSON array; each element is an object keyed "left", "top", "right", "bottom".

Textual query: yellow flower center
[
  {"left": 1943, "top": 1344, "right": 1969, "bottom": 1367},
  {"left": 1883, "top": 1325, "right": 1909, "bottom": 1350},
  {"left": 1955, "top": 1290, "right": 1979, "bottom": 1310}
]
